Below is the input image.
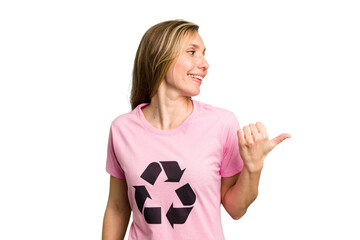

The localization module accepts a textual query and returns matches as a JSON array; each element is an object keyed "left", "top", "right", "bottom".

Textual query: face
[{"left": 163, "top": 32, "right": 209, "bottom": 97}]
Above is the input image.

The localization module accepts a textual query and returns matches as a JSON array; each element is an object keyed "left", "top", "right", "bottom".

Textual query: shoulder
[
  {"left": 196, "top": 100, "right": 237, "bottom": 124},
  {"left": 109, "top": 106, "right": 139, "bottom": 130}
]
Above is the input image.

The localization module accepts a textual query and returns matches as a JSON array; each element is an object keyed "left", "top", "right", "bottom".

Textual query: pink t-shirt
[{"left": 106, "top": 99, "right": 244, "bottom": 240}]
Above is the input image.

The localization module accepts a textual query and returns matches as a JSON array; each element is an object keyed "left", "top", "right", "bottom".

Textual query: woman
[{"left": 102, "top": 19, "right": 291, "bottom": 240}]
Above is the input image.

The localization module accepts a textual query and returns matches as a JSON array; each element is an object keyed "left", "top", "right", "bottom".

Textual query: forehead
[{"left": 181, "top": 32, "right": 206, "bottom": 50}]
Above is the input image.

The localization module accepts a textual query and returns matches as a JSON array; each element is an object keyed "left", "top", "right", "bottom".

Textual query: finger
[
  {"left": 243, "top": 125, "right": 252, "bottom": 142},
  {"left": 249, "top": 123, "right": 260, "bottom": 136},
  {"left": 237, "top": 128, "right": 246, "bottom": 147},
  {"left": 270, "top": 133, "right": 292, "bottom": 148},
  {"left": 255, "top": 122, "right": 268, "bottom": 138}
]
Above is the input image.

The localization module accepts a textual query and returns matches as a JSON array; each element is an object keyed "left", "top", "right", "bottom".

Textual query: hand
[{"left": 237, "top": 122, "right": 291, "bottom": 173}]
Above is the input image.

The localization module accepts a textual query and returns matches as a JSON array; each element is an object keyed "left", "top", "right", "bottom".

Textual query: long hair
[{"left": 130, "top": 19, "right": 199, "bottom": 110}]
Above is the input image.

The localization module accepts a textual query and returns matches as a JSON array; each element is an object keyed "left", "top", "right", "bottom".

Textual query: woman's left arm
[{"left": 221, "top": 122, "right": 291, "bottom": 220}]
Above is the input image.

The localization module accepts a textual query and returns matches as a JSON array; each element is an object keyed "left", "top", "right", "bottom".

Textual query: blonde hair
[{"left": 130, "top": 19, "right": 199, "bottom": 110}]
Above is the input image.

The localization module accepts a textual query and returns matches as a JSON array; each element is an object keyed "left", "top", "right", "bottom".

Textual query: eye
[{"left": 187, "top": 50, "right": 195, "bottom": 55}]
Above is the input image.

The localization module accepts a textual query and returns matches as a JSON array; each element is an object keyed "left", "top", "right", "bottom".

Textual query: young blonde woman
[{"left": 102, "top": 19, "right": 291, "bottom": 240}]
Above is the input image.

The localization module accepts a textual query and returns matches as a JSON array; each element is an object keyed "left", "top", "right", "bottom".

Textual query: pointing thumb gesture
[
  {"left": 237, "top": 122, "right": 291, "bottom": 172},
  {"left": 270, "top": 133, "right": 292, "bottom": 150}
]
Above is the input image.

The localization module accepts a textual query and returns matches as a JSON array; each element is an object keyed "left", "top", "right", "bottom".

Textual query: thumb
[{"left": 270, "top": 133, "right": 291, "bottom": 148}]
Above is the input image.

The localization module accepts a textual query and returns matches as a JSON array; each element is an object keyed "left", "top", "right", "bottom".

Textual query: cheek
[
  {"left": 176, "top": 59, "right": 193, "bottom": 76},
  {"left": 168, "top": 55, "right": 194, "bottom": 83}
]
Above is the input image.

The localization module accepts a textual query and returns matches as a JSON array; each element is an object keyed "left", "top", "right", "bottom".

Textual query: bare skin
[
  {"left": 102, "top": 176, "right": 131, "bottom": 240},
  {"left": 102, "top": 30, "right": 291, "bottom": 239},
  {"left": 141, "top": 32, "right": 208, "bottom": 131},
  {"left": 221, "top": 123, "right": 291, "bottom": 219}
]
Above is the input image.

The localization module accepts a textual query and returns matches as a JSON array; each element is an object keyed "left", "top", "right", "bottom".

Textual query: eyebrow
[{"left": 189, "top": 44, "right": 206, "bottom": 55}]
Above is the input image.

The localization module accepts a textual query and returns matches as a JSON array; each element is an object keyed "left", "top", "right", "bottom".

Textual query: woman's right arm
[{"left": 102, "top": 175, "right": 131, "bottom": 240}]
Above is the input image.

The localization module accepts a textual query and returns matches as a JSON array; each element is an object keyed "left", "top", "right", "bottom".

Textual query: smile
[{"left": 188, "top": 74, "right": 203, "bottom": 80}]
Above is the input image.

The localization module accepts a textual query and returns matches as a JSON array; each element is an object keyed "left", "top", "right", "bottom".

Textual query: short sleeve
[
  {"left": 105, "top": 125, "right": 126, "bottom": 179},
  {"left": 220, "top": 112, "right": 244, "bottom": 177}
]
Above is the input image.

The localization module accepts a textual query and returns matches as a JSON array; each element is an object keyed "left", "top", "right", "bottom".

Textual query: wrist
[{"left": 243, "top": 162, "right": 263, "bottom": 174}]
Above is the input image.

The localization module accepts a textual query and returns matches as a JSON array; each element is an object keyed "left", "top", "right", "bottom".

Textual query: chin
[
  {"left": 182, "top": 87, "right": 200, "bottom": 98},
  {"left": 189, "top": 91, "right": 200, "bottom": 97}
]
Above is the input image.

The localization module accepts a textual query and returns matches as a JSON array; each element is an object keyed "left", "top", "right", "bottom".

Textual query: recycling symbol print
[{"left": 133, "top": 161, "right": 196, "bottom": 228}]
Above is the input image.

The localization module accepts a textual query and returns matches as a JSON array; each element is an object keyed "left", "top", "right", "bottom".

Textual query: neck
[{"left": 141, "top": 96, "right": 193, "bottom": 130}]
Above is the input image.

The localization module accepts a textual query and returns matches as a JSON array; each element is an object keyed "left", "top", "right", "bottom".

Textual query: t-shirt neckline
[{"left": 137, "top": 99, "right": 198, "bottom": 135}]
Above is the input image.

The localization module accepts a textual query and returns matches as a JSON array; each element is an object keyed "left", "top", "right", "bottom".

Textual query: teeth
[{"left": 188, "top": 74, "right": 203, "bottom": 80}]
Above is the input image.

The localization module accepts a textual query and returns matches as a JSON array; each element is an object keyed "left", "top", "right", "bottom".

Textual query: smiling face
[{"left": 163, "top": 32, "right": 209, "bottom": 98}]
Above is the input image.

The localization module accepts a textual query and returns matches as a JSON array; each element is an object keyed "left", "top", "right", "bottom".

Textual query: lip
[
  {"left": 188, "top": 73, "right": 204, "bottom": 78},
  {"left": 189, "top": 75, "right": 202, "bottom": 84}
]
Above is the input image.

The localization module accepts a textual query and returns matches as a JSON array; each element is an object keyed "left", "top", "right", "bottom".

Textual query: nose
[{"left": 198, "top": 56, "right": 209, "bottom": 71}]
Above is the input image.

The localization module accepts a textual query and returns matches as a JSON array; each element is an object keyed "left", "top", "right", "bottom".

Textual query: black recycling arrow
[
  {"left": 166, "top": 203, "right": 193, "bottom": 228},
  {"left": 144, "top": 207, "right": 161, "bottom": 224},
  {"left": 133, "top": 186, "right": 151, "bottom": 213},
  {"left": 141, "top": 162, "right": 162, "bottom": 185},
  {"left": 160, "top": 161, "right": 185, "bottom": 182},
  {"left": 175, "top": 183, "right": 196, "bottom": 206}
]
